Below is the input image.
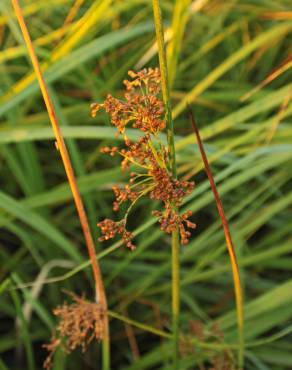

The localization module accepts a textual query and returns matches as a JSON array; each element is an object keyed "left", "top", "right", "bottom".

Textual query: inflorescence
[
  {"left": 43, "top": 294, "right": 105, "bottom": 369},
  {"left": 91, "top": 68, "right": 196, "bottom": 249}
]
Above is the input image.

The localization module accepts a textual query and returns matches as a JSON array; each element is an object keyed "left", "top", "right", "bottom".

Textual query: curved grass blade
[
  {"left": 0, "top": 190, "right": 82, "bottom": 261},
  {"left": 0, "top": 22, "right": 153, "bottom": 118},
  {"left": 188, "top": 107, "right": 244, "bottom": 369},
  {"left": 174, "top": 22, "right": 292, "bottom": 118}
]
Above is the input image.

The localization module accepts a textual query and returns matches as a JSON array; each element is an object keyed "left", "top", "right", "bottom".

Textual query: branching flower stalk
[
  {"left": 11, "top": 1, "right": 109, "bottom": 369},
  {"left": 93, "top": 67, "right": 195, "bottom": 368},
  {"left": 92, "top": 69, "right": 196, "bottom": 251},
  {"left": 152, "top": 1, "right": 181, "bottom": 368}
]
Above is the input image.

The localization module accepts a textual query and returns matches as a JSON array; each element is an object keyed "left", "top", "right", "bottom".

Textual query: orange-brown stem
[
  {"left": 188, "top": 107, "right": 244, "bottom": 367},
  {"left": 11, "top": 0, "right": 106, "bottom": 308},
  {"left": 56, "top": 0, "right": 85, "bottom": 44}
]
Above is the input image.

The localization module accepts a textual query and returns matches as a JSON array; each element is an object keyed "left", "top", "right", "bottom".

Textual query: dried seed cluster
[
  {"left": 92, "top": 68, "right": 196, "bottom": 249},
  {"left": 97, "top": 218, "right": 135, "bottom": 250},
  {"left": 91, "top": 69, "right": 164, "bottom": 135},
  {"left": 44, "top": 294, "right": 105, "bottom": 369},
  {"left": 153, "top": 209, "right": 196, "bottom": 245}
]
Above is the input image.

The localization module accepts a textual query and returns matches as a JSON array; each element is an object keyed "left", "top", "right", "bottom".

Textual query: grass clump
[{"left": 1, "top": 0, "right": 292, "bottom": 369}]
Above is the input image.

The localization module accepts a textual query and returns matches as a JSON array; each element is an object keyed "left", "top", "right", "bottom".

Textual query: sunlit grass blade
[
  {"left": 260, "top": 11, "right": 292, "bottom": 20},
  {"left": 0, "top": 22, "right": 153, "bottom": 117},
  {"left": 1, "top": 0, "right": 117, "bottom": 110},
  {"left": 167, "top": 0, "right": 191, "bottom": 87},
  {"left": 179, "top": 20, "right": 242, "bottom": 73},
  {"left": 241, "top": 54, "right": 292, "bottom": 101},
  {"left": 264, "top": 88, "right": 292, "bottom": 145},
  {"left": 176, "top": 84, "right": 292, "bottom": 149},
  {"left": 55, "top": 0, "right": 85, "bottom": 44},
  {"left": 0, "top": 0, "right": 69, "bottom": 27},
  {"left": 173, "top": 22, "right": 292, "bottom": 118},
  {"left": 51, "top": 0, "right": 111, "bottom": 61}
]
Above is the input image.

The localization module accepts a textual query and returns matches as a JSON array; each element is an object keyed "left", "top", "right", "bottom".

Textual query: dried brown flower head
[
  {"left": 91, "top": 68, "right": 164, "bottom": 135},
  {"left": 91, "top": 68, "right": 196, "bottom": 249},
  {"left": 124, "top": 68, "right": 161, "bottom": 94},
  {"left": 43, "top": 294, "right": 106, "bottom": 369},
  {"left": 97, "top": 218, "right": 135, "bottom": 250},
  {"left": 153, "top": 209, "right": 196, "bottom": 245}
]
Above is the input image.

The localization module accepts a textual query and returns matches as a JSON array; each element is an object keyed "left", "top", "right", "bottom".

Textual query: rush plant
[
  {"left": 4, "top": 0, "right": 291, "bottom": 369},
  {"left": 92, "top": 68, "right": 196, "bottom": 250},
  {"left": 92, "top": 67, "right": 196, "bottom": 369}
]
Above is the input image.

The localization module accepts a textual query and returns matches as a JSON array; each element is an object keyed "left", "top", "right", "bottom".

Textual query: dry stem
[{"left": 188, "top": 108, "right": 244, "bottom": 368}]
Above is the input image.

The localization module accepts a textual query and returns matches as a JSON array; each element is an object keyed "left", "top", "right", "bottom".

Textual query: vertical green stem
[
  {"left": 152, "top": 0, "right": 176, "bottom": 177},
  {"left": 152, "top": 1, "right": 180, "bottom": 368},
  {"left": 102, "top": 328, "right": 110, "bottom": 370},
  {"left": 171, "top": 229, "right": 180, "bottom": 368}
]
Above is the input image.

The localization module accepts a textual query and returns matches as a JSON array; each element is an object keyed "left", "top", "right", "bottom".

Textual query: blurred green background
[{"left": 0, "top": 0, "right": 292, "bottom": 369}]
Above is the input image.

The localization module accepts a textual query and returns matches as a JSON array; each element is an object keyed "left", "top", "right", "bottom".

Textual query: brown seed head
[
  {"left": 92, "top": 68, "right": 196, "bottom": 248},
  {"left": 97, "top": 218, "right": 135, "bottom": 250},
  {"left": 43, "top": 294, "right": 106, "bottom": 369}
]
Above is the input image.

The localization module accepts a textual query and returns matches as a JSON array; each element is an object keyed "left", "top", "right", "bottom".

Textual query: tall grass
[
  {"left": 152, "top": 1, "right": 180, "bottom": 368},
  {"left": 1, "top": 0, "right": 292, "bottom": 369}
]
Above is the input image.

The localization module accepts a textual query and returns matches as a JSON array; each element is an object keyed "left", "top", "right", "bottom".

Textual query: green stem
[
  {"left": 102, "top": 328, "right": 110, "bottom": 370},
  {"left": 148, "top": 139, "right": 167, "bottom": 169},
  {"left": 171, "top": 229, "right": 180, "bottom": 368},
  {"left": 152, "top": 0, "right": 176, "bottom": 177},
  {"left": 152, "top": 1, "right": 180, "bottom": 368}
]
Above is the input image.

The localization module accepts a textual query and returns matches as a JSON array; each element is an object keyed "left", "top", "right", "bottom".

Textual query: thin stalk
[
  {"left": 171, "top": 229, "right": 180, "bottom": 369},
  {"left": 11, "top": 0, "right": 110, "bottom": 368},
  {"left": 188, "top": 108, "right": 244, "bottom": 369},
  {"left": 152, "top": 0, "right": 176, "bottom": 176},
  {"left": 55, "top": 0, "right": 85, "bottom": 44},
  {"left": 148, "top": 139, "right": 167, "bottom": 169},
  {"left": 152, "top": 1, "right": 180, "bottom": 368}
]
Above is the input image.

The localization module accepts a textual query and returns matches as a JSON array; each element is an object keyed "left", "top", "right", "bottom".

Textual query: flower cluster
[
  {"left": 153, "top": 209, "right": 196, "bottom": 245},
  {"left": 43, "top": 294, "right": 105, "bottom": 369},
  {"left": 91, "top": 69, "right": 164, "bottom": 135},
  {"left": 97, "top": 218, "right": 135, "bottom": 250},
  {"left": 92, "top": 68, "right": 196, "bottom": 249}
]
